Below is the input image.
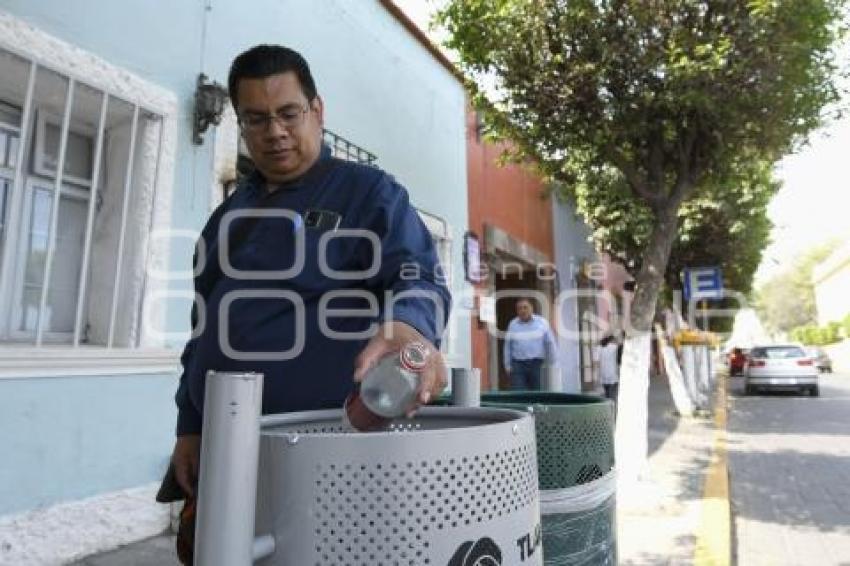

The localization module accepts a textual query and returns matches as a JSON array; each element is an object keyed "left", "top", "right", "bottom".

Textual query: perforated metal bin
[
  {"left": 480, "top": 392, "right": 617, "bottom": 566},
  {"left": 254, "top": 406, "right": 544, "bottom": 566}
]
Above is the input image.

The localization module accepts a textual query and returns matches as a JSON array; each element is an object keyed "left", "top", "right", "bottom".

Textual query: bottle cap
[{"left": 400, "top": 342, "right": 429, "bottom": 372}]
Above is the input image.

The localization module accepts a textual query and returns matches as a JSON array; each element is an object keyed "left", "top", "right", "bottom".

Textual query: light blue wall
[
  {"left": 552, "top": 198, "right": 596, "bottom": 392},
  {"left": 198, "top": 0, "right": 470, "bottom": 364},
  {"left": 0, "top": 0, "right": 469, "bottom": 514},
  {"left": 0, "top": 0, "right": 470, "bottom": 352},
  {"left": 0, "top": 373, "right": 176, "bottom": 515}
]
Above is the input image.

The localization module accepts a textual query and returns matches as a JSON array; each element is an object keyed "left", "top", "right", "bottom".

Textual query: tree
[
  {"left": 755, "top": 242, "right": 839, "bottom": 336},
  {"left": 438, "top": 0, "right": 846, "bottom": 481},
  {"left": 570, "top": 157, "right": 779, "bottom": 297}
]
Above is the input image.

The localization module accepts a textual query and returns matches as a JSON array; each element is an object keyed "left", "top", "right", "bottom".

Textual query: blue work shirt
[
  {"left": 175, "top": 146, "right": 451, "bottom": 435},
  {"left": 503, "top": 315, "right": 557, "bottom": 371}
]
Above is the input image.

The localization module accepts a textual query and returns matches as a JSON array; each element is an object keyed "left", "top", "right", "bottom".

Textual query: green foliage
[
  {"left": 827, "top": 321, "right": 843, "bottom": 342},
  {"left": 572, "top": 157, "right": 779, "bottom": 294},
  {"left": 790, "top": 320, "right": 843, "bottom": 345},
  {"left": 439, "top": 0, "right": 847, "bottom": 329},
  {"left": 439, "top": 0, "right": 846, "bottom": 190},
  {"left": 844, "top": 312, "right": 850, "bottom": 336},
  {"left": 755, "top": 242, "right": 840, "bottom": 335}
]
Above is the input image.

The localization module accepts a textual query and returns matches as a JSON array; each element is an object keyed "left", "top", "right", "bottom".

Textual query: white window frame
[
  {"left": 0, "top": 102, "right": 21, "bottom": 171},
  {"left": 416, "top": 208, "right": 458, "bottom": 365},
  {"left": 32, "top": 109, "right": 96, "bottom": 188},
  {"left": 0, "top": 12, "right": 179, "bottom": 375},
  {"left": 0, "top": 118, "right": 17, "bottom": 234},
  {"left": 10, "top": 177, "right": 90, "bottom": 342}
]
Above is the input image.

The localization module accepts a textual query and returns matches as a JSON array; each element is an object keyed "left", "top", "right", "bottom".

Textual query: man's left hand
[{"left": 353, "top": 321, "right": 447, "bottom": 410}]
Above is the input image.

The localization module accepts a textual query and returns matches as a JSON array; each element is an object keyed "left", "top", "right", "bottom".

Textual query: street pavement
[{"left": 727, "top": 371, "right": 850, "bottom": 566}]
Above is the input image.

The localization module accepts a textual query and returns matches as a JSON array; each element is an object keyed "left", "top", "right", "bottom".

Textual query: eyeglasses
[{"left": 238, "top": 104, "right": 309, "bottom": 134}]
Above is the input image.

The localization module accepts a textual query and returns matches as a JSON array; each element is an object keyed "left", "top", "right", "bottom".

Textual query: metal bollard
[
  {"left": 451, "top": 367, "right": 481, "bottom": 407},
  {"left": 195, "top": 371, "right": 265, "bottom": 566}
]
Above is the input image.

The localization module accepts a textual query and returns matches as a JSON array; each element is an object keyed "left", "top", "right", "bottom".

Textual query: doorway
[{"left": 494, "top": 264, "right": 547, "bottom": 389}]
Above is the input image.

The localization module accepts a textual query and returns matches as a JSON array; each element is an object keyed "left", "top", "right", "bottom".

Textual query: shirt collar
[{"left": 246, "top": 143, "right": 332, "bottom": 195}]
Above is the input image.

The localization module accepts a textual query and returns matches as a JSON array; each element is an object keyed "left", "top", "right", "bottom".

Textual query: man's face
[
  {"left": 236, "top": 72, "right": 324, "bottom": 184},
  {"left": 516, "top": 301, "right": 533, "bottom": 322}
]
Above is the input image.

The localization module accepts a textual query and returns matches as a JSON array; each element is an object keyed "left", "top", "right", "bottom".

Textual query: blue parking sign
[{"left": 683, "top": 267, "right": 723, "bottom": 301}]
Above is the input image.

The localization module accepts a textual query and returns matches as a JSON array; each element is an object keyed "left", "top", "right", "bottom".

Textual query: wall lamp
[{"left": 193, "top": 73, "right": 228, "bottom": 145}]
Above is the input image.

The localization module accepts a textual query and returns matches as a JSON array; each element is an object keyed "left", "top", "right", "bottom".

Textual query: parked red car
[{"left": 728, "top": 347, "right": 747, "bottom": 376}]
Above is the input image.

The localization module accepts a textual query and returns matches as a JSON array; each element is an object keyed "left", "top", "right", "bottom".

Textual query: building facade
[
  {"left": 0, "top": 1, "right": 470, "bottom": 561},
  {"left": 813, "top": 241, "right": 850, "bottom": 327},
  {"left": 465, "top": 109, "right": 601, "bottom": 393},
  {"left": 550, "top": 199, "right": 602, "bottom": 392}
]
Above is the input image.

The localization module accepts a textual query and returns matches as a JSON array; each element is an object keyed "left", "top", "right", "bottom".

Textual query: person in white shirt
[
  {"left": 595, "top": 333, "right": 621, "bottom": 409},
  {"left": 503, "top": 298, "right": 557, "bottom": 390}
]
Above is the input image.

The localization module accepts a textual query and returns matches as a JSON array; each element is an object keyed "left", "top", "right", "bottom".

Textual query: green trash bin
[{"left": 480, "top": 392, "right": 617, "bottom": 566}]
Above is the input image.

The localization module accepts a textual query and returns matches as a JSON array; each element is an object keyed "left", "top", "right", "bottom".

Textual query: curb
[{"left": 693, "top": 373, "right": 731, "bottom": 565}]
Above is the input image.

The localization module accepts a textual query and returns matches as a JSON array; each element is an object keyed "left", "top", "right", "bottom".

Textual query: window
[
  {"left": 416, "top": 208, "right": 455, "bottom": 362},
  {"left": 0, "top": 46, "right": 164, "bottom": 347},
  {"left": 750, "top": 346, "right": 806, "bottom": 359},
  {"left": 322, "top": 129, "right": 377, "bottom": 165},
  {"left": 0, "top": 102, "right": 21, "bottom": 272},
  {"left": 224, "top": 128, "right": 375, "bottom": 201}
]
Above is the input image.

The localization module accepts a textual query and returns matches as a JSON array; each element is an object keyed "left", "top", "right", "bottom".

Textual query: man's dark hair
[{"left": 228, "top": 45, "right": 317, "bottom": 111}]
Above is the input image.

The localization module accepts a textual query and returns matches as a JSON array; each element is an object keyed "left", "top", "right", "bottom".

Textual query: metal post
[
  {"left": 106, "top": 103, "right": 140, "bottom": 347},
  {"left": 694, "top": 346, "right": 709, "bottom": 410},
  {"left": 700, "top": 301, "right": 714, "bottom": 402},
  {"left": 73, "top": 92, "right": 108, "bottom": 346},
  {"left": 681, "top": 346, "right": 697, "bottom": 407},
  {"left": 0, "top": 61, "right": 35, "bottom": 339},
  {"left": 195, "top": 371, "right": 264, "bottom": 566},
  {"left": 35, "top": 79, "right": 75, "bottom": 345},
  {"left": 451, "top": 367, "right": 481, "bottom": 407}
]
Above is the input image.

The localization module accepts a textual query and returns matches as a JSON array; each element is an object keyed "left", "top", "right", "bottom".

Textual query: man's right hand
[{"left": 171, "top": 434, "right": 201, "bottom": 496}]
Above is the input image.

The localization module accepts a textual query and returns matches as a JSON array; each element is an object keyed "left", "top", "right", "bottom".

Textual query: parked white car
[{"left": 744, "top": 344, "right": 819, "bottom": 396}]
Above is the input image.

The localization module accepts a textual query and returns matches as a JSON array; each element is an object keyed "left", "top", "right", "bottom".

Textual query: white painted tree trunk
[
  {"left": 611, "top": 200, "right": 685, "bottom": 492},
  {"left": 614, "top": 331, "right": 652, "bottom": 485}
]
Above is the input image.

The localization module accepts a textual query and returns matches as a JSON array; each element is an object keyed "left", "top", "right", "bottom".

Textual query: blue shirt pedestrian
[{"left": 503, "top": 310, "right": 557, "bottom": 391}]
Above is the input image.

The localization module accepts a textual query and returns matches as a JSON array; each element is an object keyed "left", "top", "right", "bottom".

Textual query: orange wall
[{"left": 466, "top": 110, "right": 555, "bottom": 381}]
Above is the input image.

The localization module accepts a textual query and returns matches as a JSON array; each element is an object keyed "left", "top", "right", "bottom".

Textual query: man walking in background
[
  {"left": 596, "top": 333, "right": 621, "bottom": 412},
  {"left": 503, "top": 298, "right": 557, "bottom": 390}
]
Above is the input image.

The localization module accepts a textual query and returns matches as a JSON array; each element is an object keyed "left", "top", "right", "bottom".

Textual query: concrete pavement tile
[{"left": 68, "top": 535, "right": 178, "bottom": 566}]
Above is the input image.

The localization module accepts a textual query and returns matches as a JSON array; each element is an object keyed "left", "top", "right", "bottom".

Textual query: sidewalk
[
  {"left": 617, "top": 371, "right": 729, "bottom": 565},
  {"left": 69, "top": 534, "right": 177, "bottom": 566},
  {"left": 71, "top": 374, "right": 728, "bottom": 566}
]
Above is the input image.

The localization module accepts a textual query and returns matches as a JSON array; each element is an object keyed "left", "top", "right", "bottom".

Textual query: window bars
[
  {"left": 322, "top": 128, "right": 377, "bottom": 165},
  {"left": 0, "top": 46, "right": 164, "bottom": 347}
]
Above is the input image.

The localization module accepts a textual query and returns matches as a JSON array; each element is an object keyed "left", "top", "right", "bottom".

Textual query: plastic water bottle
[{"left": 344, "top": 342, "right": 429, "bottom": 431}]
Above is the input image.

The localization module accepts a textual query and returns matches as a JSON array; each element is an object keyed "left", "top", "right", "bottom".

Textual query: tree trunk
[{"left": 615, "top": 204, "right": 681, "bottom": 486}]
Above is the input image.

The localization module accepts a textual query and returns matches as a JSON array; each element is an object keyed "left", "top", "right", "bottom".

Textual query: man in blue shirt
[
  {"left": 169, "top": 45, "right": 451, "bottom": 497},
  {"left": 503, "top": 298, "right": 557, "bottom": 390}
]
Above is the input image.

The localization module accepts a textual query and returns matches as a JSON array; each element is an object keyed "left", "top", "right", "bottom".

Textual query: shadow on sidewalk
[{"left": 647, "top": 372, "right": 683, "bottom": 457}]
